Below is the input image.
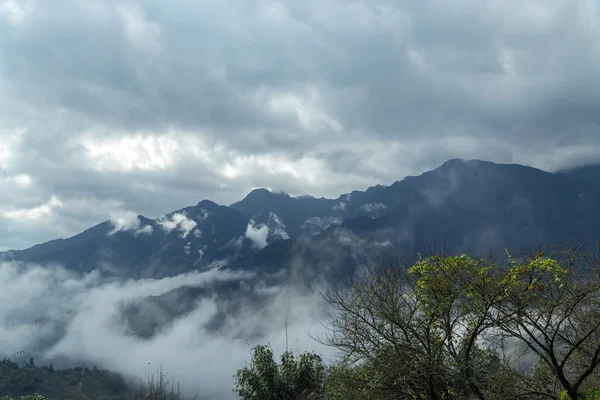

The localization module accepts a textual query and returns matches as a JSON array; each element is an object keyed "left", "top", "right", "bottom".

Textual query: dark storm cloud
[{"left": 1, "top": 0, "right": 600, "bottom": 249}]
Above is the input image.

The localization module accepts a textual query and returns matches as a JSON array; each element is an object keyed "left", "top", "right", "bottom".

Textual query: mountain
[
  {"left": 230, "top": 189, "right": 341, "bottom": 238},
  {"left": 2, "top": 159, "right": 600, "bottom": 280},
  {"left": 3, "top": 158, "right": 600, "bottom": 343},
  {"left": 223, "top": 159, "right": 600, "bottom": 275},
  {"left": 557, "top": 163, "right": 600, "bottom": 192},
  {"left": 344, "top": 159, "right": 599, "bottom": 251},
  {"left": 0, "top": 200, "right": 260, "bottom": 278},
  {"left": 230, "top": 183, "right": 400, "bottom": 238}
]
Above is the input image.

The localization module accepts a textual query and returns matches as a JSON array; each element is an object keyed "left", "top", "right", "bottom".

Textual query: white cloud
[
  {"left": 301, "top": 216, "right": 342, "bottom": 236},
  {"left": 136, "top": 224, "right": 153, "bottom": 236},
  {"left": 0, "top": 262, "right": 101, "bottom": 353},
  {"left": 220, "top": 153, "right": 324, "bottom": 185},
  {"left": 0, "top": 129, "right": 24, "bottom": 171},
  {"left": 77, "top": 133, "right": 180, "bottom": 172},
  {"left": 193, "top": 249, "right": 204, "bottom": 266},
  {"left": 0, "top": 261, "right": 333, "bottom": 399},
  {"left": 10, "top": 174, "right": 33, "bottom": 188},
  {"left": 205, "top": 259, "right": 228, "bottom": 270},
  {"left": 245, "top": 220, "right": 269, "bottom": 249},
  {"left": 198, "top": 209, "right": 210, "bottom": 220},
  {"left": 157, "top": 212, "right": 197, "bottom": 238},
  {"left": 108, "top": 211, "right": 153, "bottom": 236},
  {"left": 108, "top": 210, "right": 140, "bottom": 234},
  {"left": 267, "top": 88, "right": 343, "bottom": 133},
  {"left": 115, "top": 4, "right": 161, "bottom": 53},
  {"left": 1, "top": 196, "right": 63, "bottom": 221},
  {"left": 268, "top": 213, "right": 289, "bottom": 240},
  {"left": 335, "top": 229, "right": 367, "bottom": 248},
  {"left": 0, "top": 0, "right": 33, "bottom": 25},
  {"left": 357, "top": 202, "right": 387, "bottom": 214},
  {"left": 301, "top": 217, "right": 328, "bottom": 236},
  {"left": 332, "top": 201, "right": 346, "bottom": 211}
]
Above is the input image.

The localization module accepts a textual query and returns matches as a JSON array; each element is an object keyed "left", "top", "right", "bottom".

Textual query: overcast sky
[{"left": 1, "top": 0, "right": 600, "bottom": 251}]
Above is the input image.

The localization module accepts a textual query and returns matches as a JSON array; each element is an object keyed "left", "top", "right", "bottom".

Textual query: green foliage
[
  {"left": 233, "top": 344, "right": 325, "bottom": 400},
  {"left": 1, "top": 395, "right": 52, "bottom": 400},
  {"left": 0, "top": 359, "right": 130, "bottom": 400},
  {"left": 318, "top": 248, "right": 600, "bottom": 400},
  {"left": 323, "top": 359, "right": 409, "bottom": 400}
]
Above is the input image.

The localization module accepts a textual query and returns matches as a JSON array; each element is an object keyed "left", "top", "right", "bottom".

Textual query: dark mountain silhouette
[
  {"left": 0, "top": 200, "right": 258, "bottom": 278},
  {"left": 557, "top": 163, "right": 600, "bottom": 192},
  {"left": 344, "top": 159, "right": 599, "bottom": 252},
  {"left": 223, "top": 159, "right": 600, "bottom": 275},
  {"left": 230, "top": 189, "right": 341, "bottom": 238},
  {"left": 2, "top": 159, "right": 599, "bottom": 280}
]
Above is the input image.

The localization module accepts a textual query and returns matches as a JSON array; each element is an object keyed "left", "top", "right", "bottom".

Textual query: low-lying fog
[{"left": 0, "top": 261, "right": 336, "bottom": 399}]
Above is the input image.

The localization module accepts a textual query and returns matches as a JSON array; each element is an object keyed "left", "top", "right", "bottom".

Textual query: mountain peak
[
  {"left": 4, "top": 157, "right": 600, "bottom": 280},
  {"left": 438, "top": 158, "right": 487, "bottom": 169},
  {"left": 243, "top": 188, "right": 291, "bottom": 201},
  {"left": 195, "top": 199, "right": 220, "bottom": 211},
  {"left": 247, "top": 188, "right": 272, "bottom": 197}
]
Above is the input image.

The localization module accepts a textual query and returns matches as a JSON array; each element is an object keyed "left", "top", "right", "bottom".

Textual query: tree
[
  {"left": 320, "top": 255, "right": 524, "bottom": 399},
  {"left": 319, "top": 248, "right": 600, "bottom": 399},
  {"left": 133, "top": 364, "right": 184, "bottom": 400},
  {"left": 490, "top": 247, "right": 600, "bottom": 399},
  {"left": 0, "top": 395, "right": 51, "bottom": 400},
  {"left": 233, "top": 344, "right": 326, "bottom": 400}
]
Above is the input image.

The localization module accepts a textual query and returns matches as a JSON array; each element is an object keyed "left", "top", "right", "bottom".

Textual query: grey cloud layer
[
  {"left": 1, "top": 0, "right": 600, "bottom": 249},
  {"left": 0, "top": 261, "right": 333, "bottom": 399}
]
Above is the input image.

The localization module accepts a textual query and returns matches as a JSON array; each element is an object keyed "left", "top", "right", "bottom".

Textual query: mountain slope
[
  {"left": 230, "top": 189, "right": 342, "bottom": 237},
  {"left": 0, "top": 201, "right": 258, "bottom": 277},
  {"left": 2, "top": 159, "right": 599, "bottom": 279},
  {"left": 360, "top": 159, "right": 600, "bottom": 250},
  {"left": 557, "top": 163, "right": 600, "bottom": 192},
  {"left": 0, "top": 361, "right": 130, "bottom": 400},
  {"left": 225, "top": 159, "right": 600, "bottom": 274}
]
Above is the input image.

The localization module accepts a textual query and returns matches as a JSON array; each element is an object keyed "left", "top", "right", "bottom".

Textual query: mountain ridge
[{"left": 2, "top": 158, "right": 600, "bottom": 279}]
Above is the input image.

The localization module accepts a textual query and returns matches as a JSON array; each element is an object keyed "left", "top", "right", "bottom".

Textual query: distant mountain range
[
  {"left": 2, "top": 159, "right": 600, "bottom": 281},
  {"left": 3, "top": 158, "right": 600, "bottom": 341}
]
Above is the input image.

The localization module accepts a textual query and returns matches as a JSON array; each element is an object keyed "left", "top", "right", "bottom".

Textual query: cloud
[
  {"left": 157, "top": 212, "right": 197, "bottom": 238},
  {"left": 357, "top": 202, "right": 387, "bottom": 215},
  {"left": 115, "top": 4, "right": 161, "bottom": 53},
  {"left": 332, "top": 201, "right": 346, "bottom": 212},
  {"left": 0, "top": 262, "right": 101, "bottom": 353},
  {"left": 0, "top": 261, "right": 334, "bottom": 400},
  {"left": 108, "top": 210, "right": 153, "bottom": 236},
  {"left": 10, "top": 174, "right": 33, "bottom": 187},
  {"left": 301, "top": 216, "right": 341, "bottom": 236},
  {"left": 136, "top": 225, "right": 153, "bottom": 236},
  {"left": 0, "top": 0, "right": 33, "bottom": 25},
  {"left": 77, "top": 133, "right": 179, "bottom": 172},
  {"left": 245, "top": 220, "right": 269, "bottom": 249},
  {"left": 1, "top": 0, "right": 600, "bottom": 250},
  {"left": 268, "top": 213, "right": 289, "bottom": 240},
  {"left": 1, "top": 196, "right": 63, "bottom": 221}
]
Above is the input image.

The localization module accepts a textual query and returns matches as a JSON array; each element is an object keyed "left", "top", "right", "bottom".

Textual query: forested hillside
[{"left": 0, "top": 359, "right": 129, "bottom": 400}]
